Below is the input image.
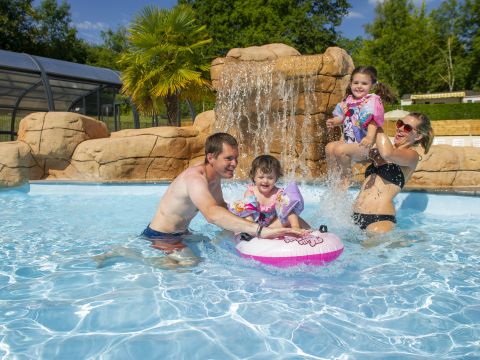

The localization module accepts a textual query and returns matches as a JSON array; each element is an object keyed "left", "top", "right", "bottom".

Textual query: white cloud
[
  {"left": 347, "top": 11, "right": 364, "bottom": 19},
  {"left": 75, "top": 21, "right": 107, "bottom": 31}
]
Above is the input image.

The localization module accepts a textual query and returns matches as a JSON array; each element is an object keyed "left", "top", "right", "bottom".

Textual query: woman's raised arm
[{"left": 375, "top": 128, "right": 419, "bottom": 168}]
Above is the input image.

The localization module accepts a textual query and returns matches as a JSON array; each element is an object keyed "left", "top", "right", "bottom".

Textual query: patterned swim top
[
  {"left": 332, "top": 93, "right": 384, "bottom": 144},
  {"left": 228, "top": 182, "right": 305, "bottom": 227}
]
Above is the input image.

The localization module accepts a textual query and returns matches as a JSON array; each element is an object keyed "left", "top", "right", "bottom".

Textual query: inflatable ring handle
[
  {"left": 319, "top": 225, "right": 328, "bottom": 233},
  {"left": 239, "top": 232, "right": 253, "bottom": 241}
]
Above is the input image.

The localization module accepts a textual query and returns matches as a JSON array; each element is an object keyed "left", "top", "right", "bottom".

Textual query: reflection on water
[{"left": 0, "top": 185, "right": 479, "bottom": 359}]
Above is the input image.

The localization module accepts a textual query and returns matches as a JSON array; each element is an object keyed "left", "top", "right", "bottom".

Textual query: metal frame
[{"left": 0, "top": 49, "right": 124, "bottom": 140}]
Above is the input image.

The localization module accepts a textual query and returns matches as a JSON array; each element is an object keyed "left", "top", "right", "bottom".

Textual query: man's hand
[{"left": 260, "top": 227, "right": 305, "bottom": 239}]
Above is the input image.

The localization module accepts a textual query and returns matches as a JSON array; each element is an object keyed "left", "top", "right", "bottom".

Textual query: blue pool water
[{"left": 0, "top": 182, "right": 479, "bottom": 359}]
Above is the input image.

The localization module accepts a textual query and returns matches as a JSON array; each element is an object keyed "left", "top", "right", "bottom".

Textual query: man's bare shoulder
[
  {"left": 174, "top": 164, "right": 207, "bottom": 188},
  {"left": 180, "top": 163, "right": 206, "bottom": 180}
]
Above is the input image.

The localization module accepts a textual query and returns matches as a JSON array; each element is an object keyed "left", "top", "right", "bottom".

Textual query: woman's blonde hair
[{"left": 409, "top": 112, "right": 434, "bottom": 153}]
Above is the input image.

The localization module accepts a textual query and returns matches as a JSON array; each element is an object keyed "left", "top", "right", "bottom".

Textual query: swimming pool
[{"left": 0, "top": 182, "right": 479, "bottom": 359}]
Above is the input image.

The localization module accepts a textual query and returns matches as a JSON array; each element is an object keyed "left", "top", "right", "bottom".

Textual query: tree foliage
[
  {"left": 178, "top": 0, "right": 350, "bottom": 56},
  {"left": 353, "top": 0, "right": 480, "bottom": 96},
  {"left": 459, "top": 0, "right": 480, "bottom": 90},
  {"left": 119, "top": 5, "right": 212, "bottom": 125},
  {"left": 0, "top": 0, "right": 36, "bottom": 53},
  {"left": 428, "top": 0, "right": 470, "bottom": 92},
  {"left": 34, "top": 0, "right": 87, "bottom": 62},
  {"left": 86, "top": 26, "right": 128, "bottom": 70},
  {"left": 0, "top": 0, "right": 87, "bottom": 62},
  {"left": 353, "top": 0, "right": 434, "bottom": 96}
]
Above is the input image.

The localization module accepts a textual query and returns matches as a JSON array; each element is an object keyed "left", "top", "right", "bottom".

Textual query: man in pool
[{"left": 142, "top": 132, "right": 304, "bottom": 263}]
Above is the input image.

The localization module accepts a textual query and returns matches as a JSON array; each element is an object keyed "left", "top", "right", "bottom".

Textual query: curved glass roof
[{"left": 0, "top": 49, "right": 123, "bottom": 140}]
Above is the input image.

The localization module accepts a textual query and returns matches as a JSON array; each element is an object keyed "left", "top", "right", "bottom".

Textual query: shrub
[{"left": 384, "top": 103, "right": 480, "bottom": 120}]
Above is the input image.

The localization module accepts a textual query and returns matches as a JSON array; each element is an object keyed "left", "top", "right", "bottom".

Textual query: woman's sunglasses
[{"left": 396, "top": 119, "right": 415, "bottom": 133}]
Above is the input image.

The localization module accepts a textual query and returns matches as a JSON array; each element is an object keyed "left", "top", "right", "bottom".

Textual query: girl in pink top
[
  {"left": 325, "top": 66, "right": 395, "bottom": 187},
  {"left": 229, "top": 155, "right": 310, "bottom": 229}
]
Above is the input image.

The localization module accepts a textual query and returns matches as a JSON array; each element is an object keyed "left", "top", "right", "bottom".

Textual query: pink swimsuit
[{"left": 229, "top": 182, "right": 305, "bottom": 226}]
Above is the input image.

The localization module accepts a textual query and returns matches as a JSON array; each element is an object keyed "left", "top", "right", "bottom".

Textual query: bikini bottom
[{"left": 352, "top": 212, "right": 396, "bottom": 230}]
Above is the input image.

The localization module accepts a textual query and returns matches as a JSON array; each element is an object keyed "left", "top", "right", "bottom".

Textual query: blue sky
[{"left": 52, "top": 0, "right": 443, "bottom": 44}]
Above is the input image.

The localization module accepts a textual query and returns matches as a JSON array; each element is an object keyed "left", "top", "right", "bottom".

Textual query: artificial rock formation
[
  {"left": 50, "top": 126, "right": 208, "bottom": 181},
  {"left": 0, "top": 110, "right": 215, "bottom": 187},
  {"left": 212, "top": 44, "right": 352, "bottom": 177},
  {"left": 46, "top": 110, "right": 214, "bottom": 181},
  {"left": 0, "top": 141, "right": 41, "bottom": 187},
  {"left": 410, "top": 145, "right": 480, "bottom": 188},
  {"left": 17, "top": 112, "right": 109, "bottom": 179}
]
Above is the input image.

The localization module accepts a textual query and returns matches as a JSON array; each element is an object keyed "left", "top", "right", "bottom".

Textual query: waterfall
[{"left": 214, "top": 56, "right": 321, "bottom": 180}]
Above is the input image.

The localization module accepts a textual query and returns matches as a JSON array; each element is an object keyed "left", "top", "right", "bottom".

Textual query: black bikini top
[{"left": 365, "top": 162, "right": 405, "bottom": 189}]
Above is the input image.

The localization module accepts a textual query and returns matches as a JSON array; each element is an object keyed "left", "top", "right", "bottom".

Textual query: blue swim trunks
[
  {"left": 141, "top": 225, "right": 202, "bottom": 257},
  {"left": 141, "top": 225, "right": 186, "bottom": 244}
]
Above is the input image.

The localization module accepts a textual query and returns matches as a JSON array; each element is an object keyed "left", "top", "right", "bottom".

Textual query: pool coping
[{"left": 24, "top": 180, "right": 480, "bottom": 196}]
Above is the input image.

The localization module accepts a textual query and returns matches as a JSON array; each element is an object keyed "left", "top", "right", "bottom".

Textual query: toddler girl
[
  {"left": 325, "top": 65, "right": 394, "bottom": 185},
  {"left": 229, "top": 155, "right": 309, "bottom": 229}
]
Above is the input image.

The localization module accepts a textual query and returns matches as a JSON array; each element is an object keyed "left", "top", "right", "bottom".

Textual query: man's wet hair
[{"left": 204, "top": 133, "right": 238, "bottom": 163}]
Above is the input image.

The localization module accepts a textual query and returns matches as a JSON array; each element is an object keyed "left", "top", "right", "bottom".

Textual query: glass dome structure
[{"left": 0, "top": 49, "right": 125, "bottom": 141}]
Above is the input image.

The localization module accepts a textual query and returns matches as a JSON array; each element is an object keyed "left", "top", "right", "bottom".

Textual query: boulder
[
  {"left": 17, "top": 112, "right": 109, "bottom": 176},
  {"left": 0, "top": 141, "right": 42, "bottom": 188},
  {"left": 226, "top": 43, "right": 300, "bottom": 61},
  {"left": 48, "top": 114, "right": 214, "bottom": 181}
]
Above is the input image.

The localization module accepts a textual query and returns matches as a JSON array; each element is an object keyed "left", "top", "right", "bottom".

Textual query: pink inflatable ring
[{"left": 235, "top": 229, "right": 344, "bottom": 267}]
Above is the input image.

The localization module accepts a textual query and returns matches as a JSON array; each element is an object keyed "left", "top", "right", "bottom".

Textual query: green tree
[
  {"left": 178, "top": 0, "right": 350, "bottom": 56},
  {"left": 460, "top": 0, "right": 480, "bottom": 90},
  {"left": 86, "top": 26, "right": 128, "bottom": 70},
  {"left": 428, "top": 0, "right": 470, "bottom": 91},
  {"left": 119, "top": 5, "right": 212, "bottom": 126},
  {"left": 353, "top": 0, "right": 437, "bottom": 97},
  {"left": 34, "top": 0, "right": 87, "bottom": 62},
  {"left": 0, "top": 0, "right": 87, "bottom": 62},
  {"left": 0, "top": 0, "right": 36, "bottom": 53}
]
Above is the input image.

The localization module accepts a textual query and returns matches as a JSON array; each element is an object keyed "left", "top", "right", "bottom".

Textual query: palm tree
[{"left": 119, "top": 5, "right": 212, "bottom": 126}]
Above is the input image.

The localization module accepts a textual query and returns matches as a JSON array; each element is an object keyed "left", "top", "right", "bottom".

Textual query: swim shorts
[{"left": 141, "top": 225, "right": 186, "bottom": 243}]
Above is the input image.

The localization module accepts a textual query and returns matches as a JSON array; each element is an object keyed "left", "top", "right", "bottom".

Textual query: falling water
[{"left": 214, "top": 56, "right": 321, "bottom": 180}]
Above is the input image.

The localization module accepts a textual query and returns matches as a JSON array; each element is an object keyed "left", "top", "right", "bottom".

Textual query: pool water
[{"left": 0, "top": 183, "right": 479, "bottom": 359}]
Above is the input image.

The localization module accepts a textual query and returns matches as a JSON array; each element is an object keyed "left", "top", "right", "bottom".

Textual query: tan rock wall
[
  {"left": 17, "top": 112, "right": 109, "bottom": 178},
  {"left": 212, "top": 45, "right": 353, "bottom": 177},
  {"left": 0, "top": 111, "right": 214, "bottom": 186},
  {"left": 0, "top": 141, "right": 42, "bottom": 188},
  {"left": 48, "top": 119, "right": 211, "bottom": 181}
]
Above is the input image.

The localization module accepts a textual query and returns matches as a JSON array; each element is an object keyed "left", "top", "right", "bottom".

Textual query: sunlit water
[{"left": 0, "top": 183, "right": 479, "bottom": 359}]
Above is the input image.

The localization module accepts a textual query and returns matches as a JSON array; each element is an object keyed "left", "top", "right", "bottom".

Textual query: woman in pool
[{"left": 352, "top": 112, "right": 434, "bottom": 233}]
